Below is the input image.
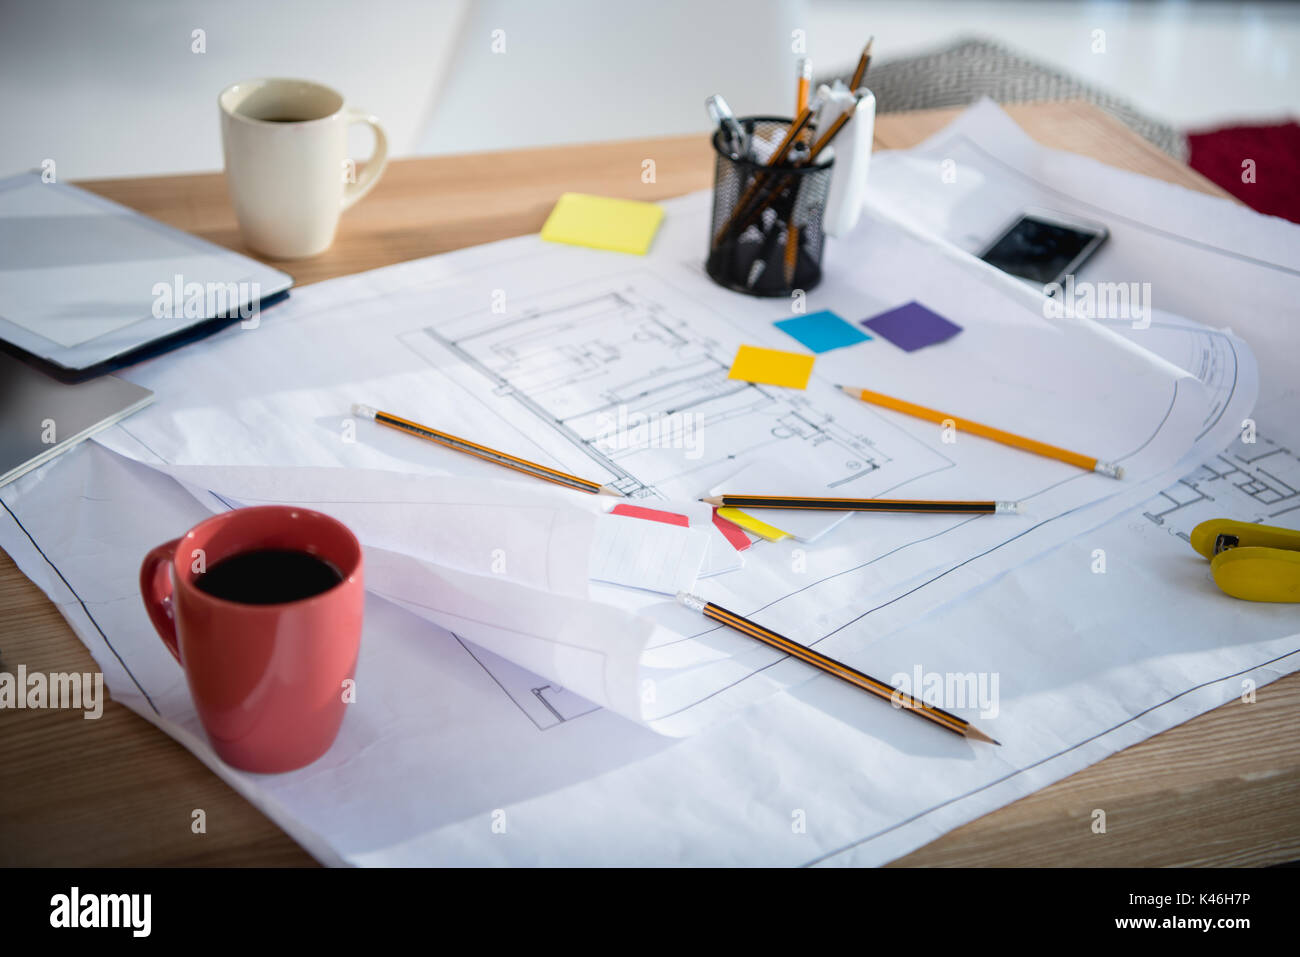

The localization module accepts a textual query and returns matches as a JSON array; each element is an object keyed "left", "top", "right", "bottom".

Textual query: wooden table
[{"left": 2, "top": 101, "right": 1297, "bottom": 867}]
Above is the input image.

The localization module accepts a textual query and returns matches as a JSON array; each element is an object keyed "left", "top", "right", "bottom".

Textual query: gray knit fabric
[{"left": 828, "top": 36, "right": 1188, "bottom": 160}]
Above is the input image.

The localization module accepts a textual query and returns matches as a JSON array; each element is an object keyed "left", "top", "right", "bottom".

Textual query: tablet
[{"left": 0, "top": 171, "right": 293, "bottom": 380}]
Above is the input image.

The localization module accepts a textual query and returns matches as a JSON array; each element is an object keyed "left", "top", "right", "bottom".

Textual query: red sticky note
[
  {"left": 711, "top": 509, "right": 753, "bottom": 551},
  {"left": 610, "top": 504, "right": 690, "bottom": 527}
]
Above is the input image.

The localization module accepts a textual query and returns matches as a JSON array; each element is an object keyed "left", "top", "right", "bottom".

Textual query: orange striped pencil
[
  {"left": 839, "top": 385, "right": 1124, "bottom": 478},
  {"left": 701, "top": 494, "right": 1019, "bottom": 513},
  {"left": 353, "top": 403, "right": 622, "bottom": 496},
  {"left": 676, "top": 592, "right": 999, "bottom": 744}
]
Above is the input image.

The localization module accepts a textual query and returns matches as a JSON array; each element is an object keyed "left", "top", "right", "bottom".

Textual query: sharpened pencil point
[
  {"left": 850, "top": 37, "right": 875, "bottom": 89},
  {"left": 700, "top": 495, "right": 723, "bottom": 506},
  {"left": 964, "top": 725, "right": 999, "bottom": 745},
  {"left": 597, "top": 485, "right": 625, "bottom": 497}
]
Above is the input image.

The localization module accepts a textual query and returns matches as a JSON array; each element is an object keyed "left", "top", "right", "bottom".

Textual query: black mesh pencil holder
[{"left": 706, "top": 116, "right": 833, "bottom": 297}]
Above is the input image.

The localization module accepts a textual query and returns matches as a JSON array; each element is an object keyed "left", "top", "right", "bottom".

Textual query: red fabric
[{"left": 1186, "top": 120, "right": 1300, "bottom": 224}]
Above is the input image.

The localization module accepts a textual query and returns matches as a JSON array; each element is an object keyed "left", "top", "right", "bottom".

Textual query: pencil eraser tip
[
  {"left": 676, "top": 592, "right": 706, "bottom": 612},
  {"left": 351, "top": 403, "right": 377, "bottom": 420}
]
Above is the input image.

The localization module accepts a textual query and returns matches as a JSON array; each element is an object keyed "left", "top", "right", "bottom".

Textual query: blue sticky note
[
  {"left": 862, "top": 301, "right": 963, "bottom": 352},
  {"left": 773, "top": 310, "right": 871, "bottom": 354}
]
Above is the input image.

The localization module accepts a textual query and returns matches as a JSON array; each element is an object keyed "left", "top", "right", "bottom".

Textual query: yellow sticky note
[
  {"left": 727, "top": 344, "right": 815, "bottom": 390},
  {"left": 540, "top": 192, "right": 664, "bottom": 255},
  {"left": 716, "top": 507, "right": 790, "bottom": 542}
]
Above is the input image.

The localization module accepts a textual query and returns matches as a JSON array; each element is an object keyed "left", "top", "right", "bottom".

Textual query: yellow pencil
[
  {"left": 783, "top": 223, "right": 800, "bottom": 285},
  {"left": 838, "top": 385, "right": 1123, "bottom": 478}
]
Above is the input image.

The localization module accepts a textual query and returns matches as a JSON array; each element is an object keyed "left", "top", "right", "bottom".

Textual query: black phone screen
[{"left": 979, "top": 216, "right": 1102, "bottom": 284}]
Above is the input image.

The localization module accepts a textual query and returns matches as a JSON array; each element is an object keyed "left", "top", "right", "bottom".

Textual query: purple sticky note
[{"left": 862, "top": 301, "right": 962, "bottom": 352}]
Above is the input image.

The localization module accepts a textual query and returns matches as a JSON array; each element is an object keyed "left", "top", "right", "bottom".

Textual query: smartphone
[{"left": 978, "top": 209, "right": 1108, "bottom": 288}]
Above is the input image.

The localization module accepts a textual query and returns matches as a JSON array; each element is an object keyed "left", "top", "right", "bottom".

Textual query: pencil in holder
[{"left": 706, "top": 116, "right": 833, "bottom": 297}]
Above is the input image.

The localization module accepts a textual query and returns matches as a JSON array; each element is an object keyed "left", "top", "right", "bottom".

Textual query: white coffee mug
[{"left": 219, "top": 78, "right": 388, "bottom": 259}]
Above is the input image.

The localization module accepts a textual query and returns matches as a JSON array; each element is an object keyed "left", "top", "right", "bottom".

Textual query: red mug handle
[{"left": 140, "top": 538, "right": 183, "bottom": 664}]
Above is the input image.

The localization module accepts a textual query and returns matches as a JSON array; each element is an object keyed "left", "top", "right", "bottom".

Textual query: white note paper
[{"left": 589, "top": 513, "right": 709, "bottom": 594}]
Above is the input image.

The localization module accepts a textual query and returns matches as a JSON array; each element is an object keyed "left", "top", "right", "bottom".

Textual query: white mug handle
[{"left": 341, "top": 108, "right": 388, "bottom": 211}]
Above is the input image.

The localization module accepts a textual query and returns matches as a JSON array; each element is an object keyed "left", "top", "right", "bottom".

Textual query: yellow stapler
[{"left": 1189, "top": 519, "right": 1300, "bottom": 603}]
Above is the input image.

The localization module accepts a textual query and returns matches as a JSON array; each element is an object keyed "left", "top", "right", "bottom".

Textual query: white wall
[
  {"left": 0, "top": 0, "right": 807, "bottom": 180},
  {"left": 415, "top": 0, "right": 805, "bottom": 155},
  {"left": 0, "top": 0, "right": 469, "bottom": 179},
  {"left": 3, "top": 0, "right": 1296, "bottom": 181}
]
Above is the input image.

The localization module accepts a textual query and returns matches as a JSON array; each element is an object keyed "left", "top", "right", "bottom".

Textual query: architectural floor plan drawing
[
  {"left": 392, "top": 273, "right": 961, "bottom": 728},
  {"left": 1142, "top": 434, "right": 1300, "bottom": 541},
  {"left": 399, "top": 276, "right": 948, "bottom": 502},
  {"left": 453, "top": 636, "right": 599, "bottom": 730}
]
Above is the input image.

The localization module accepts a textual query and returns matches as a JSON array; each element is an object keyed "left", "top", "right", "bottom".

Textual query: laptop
[{"left": 0, "top": 350, "right": 153, "bottom": 488}]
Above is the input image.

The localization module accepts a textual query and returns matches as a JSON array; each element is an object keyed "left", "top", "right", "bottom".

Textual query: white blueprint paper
[
  {"left": 1, "top": 104, "right": 1290, "bottom": 864},
  {"left": 81, "top": 188, "right": 1250, "bottom": 736},
  {"left": 357, "top": 109, "right": 1298, "bottom": 866},
  {"left": 867, "top": 98, "right": 1298, "bottom": 438}
]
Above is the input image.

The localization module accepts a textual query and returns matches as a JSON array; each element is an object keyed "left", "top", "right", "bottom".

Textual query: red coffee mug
[{"left": 140, "top": 506, "right": 363, "bottom": 773}]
